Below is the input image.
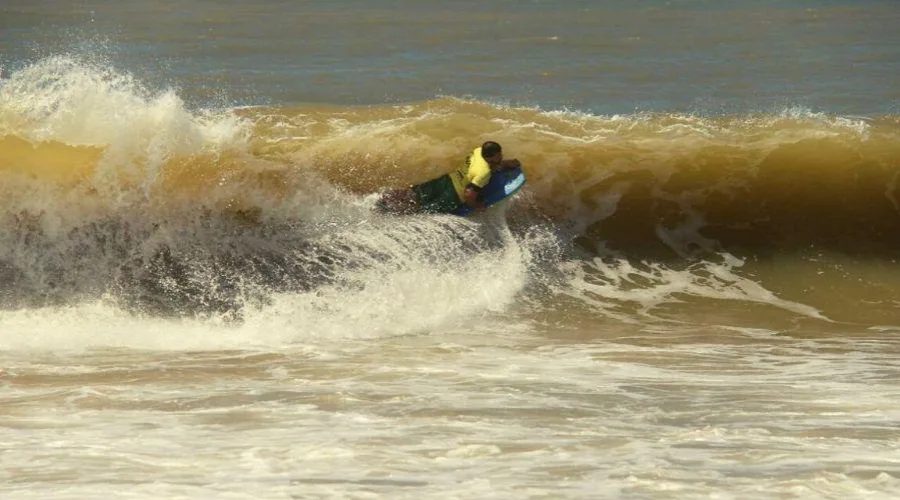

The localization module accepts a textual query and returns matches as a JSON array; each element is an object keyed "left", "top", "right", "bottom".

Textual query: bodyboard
[{"left": 452, "top": 167, "right": 526, "bottom": 217}]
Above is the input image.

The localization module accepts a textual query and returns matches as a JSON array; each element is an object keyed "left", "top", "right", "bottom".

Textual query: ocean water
[{"left": 2, "top": 1, "right": 900, "bottom": 498}]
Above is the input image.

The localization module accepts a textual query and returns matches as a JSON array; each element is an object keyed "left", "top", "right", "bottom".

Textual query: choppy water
[{"left": 2, "top": 1, "right": 899, "bottom": 499}]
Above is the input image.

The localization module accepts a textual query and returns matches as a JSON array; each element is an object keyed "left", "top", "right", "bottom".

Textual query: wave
[
  {"left": 239, "top": 103, "right": 900, "bottom": 259},
  {"left": 6, "top": 59, "right": 899, "bottom": 255},
  {"left": 2, "top": 56, "right": 899, "bottom": 322}
]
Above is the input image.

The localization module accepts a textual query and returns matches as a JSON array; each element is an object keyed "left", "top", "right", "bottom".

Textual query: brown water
[{"left": 2, "top": 1, "right": 900, "bottom": 498}]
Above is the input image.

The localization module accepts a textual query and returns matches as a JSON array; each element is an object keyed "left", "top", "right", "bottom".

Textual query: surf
[{"left": 3, "top": 56, "right": 900, "bottom": 331}]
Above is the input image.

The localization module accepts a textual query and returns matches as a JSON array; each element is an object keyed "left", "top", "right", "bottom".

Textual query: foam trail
[{"left": 557, "top": 254, "right": 826, "bottom": 323}]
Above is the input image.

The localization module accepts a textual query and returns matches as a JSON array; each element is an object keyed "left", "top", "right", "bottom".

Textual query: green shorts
[{"left": 412, "top": 174, "right": 462, "bottom": 214}]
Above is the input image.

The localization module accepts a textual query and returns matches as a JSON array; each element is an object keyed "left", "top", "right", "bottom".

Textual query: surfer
[{"left": 376, "top": 141, "right": 521, "bottom": 215}]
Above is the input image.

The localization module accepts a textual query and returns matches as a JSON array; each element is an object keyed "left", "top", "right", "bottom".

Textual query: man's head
[{"left": 481, "top": 141, "right": 503, "bottom": 166}]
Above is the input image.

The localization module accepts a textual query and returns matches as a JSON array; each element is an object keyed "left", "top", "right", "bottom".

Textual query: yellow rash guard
[{"left": 448, "top": 147, "right": 492, "bottom": 200}]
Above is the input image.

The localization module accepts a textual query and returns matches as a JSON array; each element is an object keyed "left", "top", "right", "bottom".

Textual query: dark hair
[{"left": 481, "top": 141, "right": 502, "bottom": 158}]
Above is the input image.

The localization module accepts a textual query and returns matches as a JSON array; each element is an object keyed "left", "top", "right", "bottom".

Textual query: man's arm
[
  {"left": 463, "top": 184, "right": 483, "bottom": 209},
  {"left": 500, "top": 159, "right": 521, "bottom": 170}
]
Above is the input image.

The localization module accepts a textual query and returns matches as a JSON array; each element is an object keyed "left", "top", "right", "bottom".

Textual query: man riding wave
[{"left": 376, "top": 141, "right": 522, "bottom": 215}]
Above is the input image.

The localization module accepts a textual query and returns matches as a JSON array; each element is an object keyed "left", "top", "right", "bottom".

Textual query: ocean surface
[{"left": 2, "top": 1, "right": 900, "bottom": 498}]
